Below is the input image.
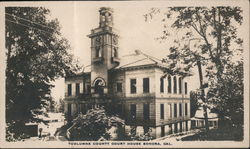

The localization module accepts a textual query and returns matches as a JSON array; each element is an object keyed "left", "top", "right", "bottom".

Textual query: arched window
[
  {"left": 99, "top": 48, "right": 102, "bottom": 57},
  {"left": 101, "top": 13, "right": 105, "bottom": 21},
  {"left": 93, "top": 78, "right": 106, "bottom": 95},
  {"left": 179, "top": 77, "right": 182, "bottom": 94},
  {"left": 95, "top": 47, "right": 102, "bottom": 58},
  {"left": 173, "top": 76, "right": 177, "bottom": 94},
  {"left": 185, "top": 82, "right": 188, "bottom": 94},
  {"left": 94, "top": 80, "right": 104, "bottom": 95},
  {"left": 160, "top": 77, "right": 164, "bottom": 93},
  {"left": 168, "top": 76, "right": 171, "bottom": 93}
]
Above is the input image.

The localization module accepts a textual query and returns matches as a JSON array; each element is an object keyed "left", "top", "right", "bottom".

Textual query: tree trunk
[{"left": 197, "top": 58, "right": 209, "bottom": 131}]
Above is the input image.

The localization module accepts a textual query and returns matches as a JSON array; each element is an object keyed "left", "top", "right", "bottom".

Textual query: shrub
[{"left": 67, "top": 107, "right": 124, "bottom": 141}]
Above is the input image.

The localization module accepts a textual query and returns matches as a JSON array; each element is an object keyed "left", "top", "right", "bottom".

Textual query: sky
[
  {"left": 47, "top": 3, "right": 201, "bottom": 100},
  {"left": 46, "top": 3, "right": 206, "bottom": 100},
  {"left": 1, "top": 1, "right": 247, "bottom": 101},
  {"left": 47, "top": 4, "right": 172, "bottom": 66}
]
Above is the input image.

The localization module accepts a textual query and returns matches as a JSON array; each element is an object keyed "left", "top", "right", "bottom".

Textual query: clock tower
[{"left": 88, "top": 7, "right": 120, "bottom": 97}]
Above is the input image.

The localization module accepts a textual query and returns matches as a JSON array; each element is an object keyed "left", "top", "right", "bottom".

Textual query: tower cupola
[{"left": 99, "top": 7, "right": 114, "bottom": 28}]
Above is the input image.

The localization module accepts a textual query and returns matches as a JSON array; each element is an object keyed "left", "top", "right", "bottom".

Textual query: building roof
[
  {"left": 65, "top": 69, "right": 90, "bottom": 78},
  {"left": 193, "top": 107, "right": 218, "bottom": 120},
  {"left": 66, "top": 50, "right": 169, "bottom": 78},
  {"left": 83, "top": 64, "right": 91, "bottom": 72},
  {"left": 117, "top": 50, "right": 159, "bottom": 68},
  {"left": 114, "top": 50, "right": 169, "bottom": 71}
]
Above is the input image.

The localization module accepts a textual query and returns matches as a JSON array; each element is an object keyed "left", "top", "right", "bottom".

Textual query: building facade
[{"left": 64, "top": 7, "right": 191, "bottom": 139}]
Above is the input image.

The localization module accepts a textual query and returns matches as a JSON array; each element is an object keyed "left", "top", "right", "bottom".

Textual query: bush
[{"left": 67, "top": 107, "right": 124, "bottom": 141}]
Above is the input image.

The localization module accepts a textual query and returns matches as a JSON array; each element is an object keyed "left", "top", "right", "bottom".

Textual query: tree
[
  {"left": 190, "top": 91, "right": 199, "bottom": 117},
  {"left": 67, "top": 107, "right": 124, "bottom": 141},
  {"left": 145, "top": 7, "right": 243, "bottom": 130},
  {"left": 207, "top": 61, "right": 243, "bottom": 128},
  {"left": 46, "top": 98, "right": 56, "bottom": 112},
  {"left": 5, "top": 7, "right": 79, "bottom": 140},
  {"left": 58, "top": 98, "right": 65, "bottom": 113}
]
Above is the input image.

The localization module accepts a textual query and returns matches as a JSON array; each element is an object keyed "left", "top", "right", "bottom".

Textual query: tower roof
[{"left": 99, "top": 7, "right": 113, "bottom": 13}]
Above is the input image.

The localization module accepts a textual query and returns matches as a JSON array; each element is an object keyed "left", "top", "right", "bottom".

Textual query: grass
[{"left": 181, "top": 126, "right": 243, "bottom": 141}]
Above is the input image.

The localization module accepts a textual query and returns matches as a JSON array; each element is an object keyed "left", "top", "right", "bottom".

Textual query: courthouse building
[{"left": 64, "top": 7, "right": 191, "bottom": 138}]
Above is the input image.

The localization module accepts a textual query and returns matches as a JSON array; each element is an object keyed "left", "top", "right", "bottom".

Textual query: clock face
[{"left": 113, "top": 37, "right": 118, "bottom": 45}]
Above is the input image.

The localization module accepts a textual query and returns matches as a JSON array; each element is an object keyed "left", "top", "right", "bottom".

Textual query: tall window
[
  {"left": 67, "top": 104, "right": 72, "bottom": 118},
  {"left": 95, "top": 47, "right": 102, "bottom": 57},
  {"left": 83, "top": 82, "right": 85, "bottom": 93},
  {"left": 174, "top": 103, "right": 177, "bottom": 118},
  {"left": 143, "top": 104, "right": 150, "bottom": 120},
  {"left": 169, "top": 104, "right": 172, "bottom": 118},
  {"left": 180, "top": 122, "right": 183, "bottom": 132},
  {"left": 86, "top": 84, "right": 91, "bottom": 94},
  {"left": 143, "top": 78, "right": 150, "bottom": 93},
  {"left": 130, "top": 79, "right": 136, "bottom": 94},
  {"left": 117, "top": 104, "right": 122, "bottom": 116},
  {"left": 160, "top": 104, "right": 164, "bottom": 119},
  {"left": 81, "top": 104, "right": 87, "bottom": 114},
  {"left": 185, "top": 103, "right": 188, "bottom": 116},
  {"left": 168, "top": 76, "right": 171, "bottom": 93},
  {"left": 67, "top": 84, "right": 72, "bottom": 96},
  {"left": 173, "top": 76, "right": 177, "bottom": 94},
  {"left": 76, "top": 104, "right": 80, "bottom": 114},
  {"left": 160, "top": 77, "right": 164, "bottom": 93},
  {"left": 143, "top": 126, "right": 149, "bottom": 134},
  {"left": 179, "top": 77, "right": 182, "bottom": 94},
  {"left": 117, "top": 82, "right": 122, "bottom": 92},
  {"left": 76, "top": 83, "right": 80, "bottom": 95},
  {"left": 185, "top": 82, "right": 188, "bottom": 94},
  {"left": 185, "top": 121, "right": 188, "bottom": 131},
  {"left": 169, "top": 124, "right": 173, "bottom": 134},
  {"left": 179, "top": 103, "right": 182, "bottom": 116},
  {"left": 161, "top": 126, "right": 165, "bottom": 137},
  {"left": 174, "top": 123, "right": 178, "bottom": 133},
  {"left": 130, "top": 104, "right": 136, "bottom": 119}
]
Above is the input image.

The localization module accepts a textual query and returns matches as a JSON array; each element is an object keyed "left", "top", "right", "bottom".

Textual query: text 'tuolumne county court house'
[{"left": 64, "top": 7, "right": 191, "bottom": 139}]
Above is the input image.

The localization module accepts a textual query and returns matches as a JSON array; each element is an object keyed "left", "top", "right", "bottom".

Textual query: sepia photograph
[{"left": 0, "top": 0, "right": 249, "bottom": 148}]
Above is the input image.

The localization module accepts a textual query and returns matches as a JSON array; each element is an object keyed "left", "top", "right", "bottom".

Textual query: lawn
[{"left": 181, "top": 127, "right": 243, "bottom": 141}]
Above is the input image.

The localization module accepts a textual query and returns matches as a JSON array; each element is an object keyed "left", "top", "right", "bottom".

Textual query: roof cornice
[{"left": 111, "top": 63, "right": 170, "bottom": 72}]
